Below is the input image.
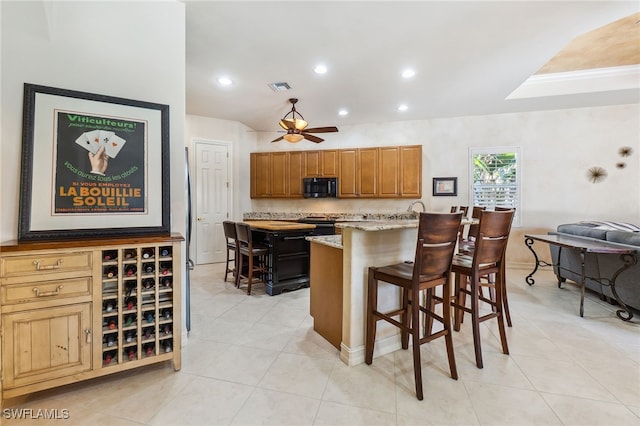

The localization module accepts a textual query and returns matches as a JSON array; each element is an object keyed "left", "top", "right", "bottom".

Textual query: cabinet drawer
[
  {"left": 2, "top": 277, "right": 92, "bottom": 305},
  {"left": 1, "top": 251, "right": 92, "bottom": 278}
]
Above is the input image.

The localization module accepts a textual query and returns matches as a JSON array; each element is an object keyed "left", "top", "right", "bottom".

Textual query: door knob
[{"left": 197, "top": 217, "right": 202, "bottom": 221}]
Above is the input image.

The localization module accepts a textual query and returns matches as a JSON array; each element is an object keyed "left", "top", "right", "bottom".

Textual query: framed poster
[
  {"left": 432, "top": 177, "right": 457, "bottom": 196},
  {"left": 18, "top": 83, "right": 170, "bottom": 241}
]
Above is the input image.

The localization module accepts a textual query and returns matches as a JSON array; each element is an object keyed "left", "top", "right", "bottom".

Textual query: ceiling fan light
[
  {"left": 283, "top": 133, "right": 304, "bottom": 143},
  {"left": 294, "top": 118, "right": 308, "bottom": 130}
]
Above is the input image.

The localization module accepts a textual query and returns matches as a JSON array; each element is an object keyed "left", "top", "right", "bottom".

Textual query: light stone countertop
[
  {"left": 306, "top": 234, "right": 343, "bottom": 249},
  {"left": 336, "top": 220, "right": 420, "bottom": 231}
]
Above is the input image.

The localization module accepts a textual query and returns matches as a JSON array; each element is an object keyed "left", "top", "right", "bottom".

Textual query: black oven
[
  {"left": 297, "top": 217, "right": 336, "bottom": 235},
  {"left": 303, "top": 177, "right": 338, "bottom": 198}
]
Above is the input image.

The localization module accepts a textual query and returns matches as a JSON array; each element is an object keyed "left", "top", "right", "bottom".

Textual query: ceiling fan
[{"left": 271, "top": 98, "right": 339, "bottom": 143}]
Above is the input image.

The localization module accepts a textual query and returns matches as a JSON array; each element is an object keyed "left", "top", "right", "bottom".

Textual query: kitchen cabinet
[
  {"left": 288, "top": 151, "right": 305, "bottom": 197},
  {"left": 0, "top": 235, "right": 182, "bottom": 404},
  {"left": 304, "top": 150, "right": 338, "bottom": 177},
  {"left": 250, "top": 145, "right": 422, "bottom": 199},
  {"left": 250, "top": 152, "right": 288, "bottom": 198},
  {"left": 338, "top": 148, "right": 377, "bottom": 198},
  {"left": 378, "top": 145, "right": 422, "bottom": 198}
]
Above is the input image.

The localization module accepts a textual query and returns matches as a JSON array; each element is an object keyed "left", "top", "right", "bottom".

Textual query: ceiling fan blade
[
  {"left": 303, "top": 134, "right": 324, "bottom": 143},
  {"left": 303, "top": 126, "right": 339, "bottom": 133},
  {"left": 270, "top": 135, "right": 285, "bottom": 143}
]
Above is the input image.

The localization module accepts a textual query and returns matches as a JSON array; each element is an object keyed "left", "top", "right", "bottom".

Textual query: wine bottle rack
[{"left": 100, "top": 244, "right": 175, "bottom": 367}]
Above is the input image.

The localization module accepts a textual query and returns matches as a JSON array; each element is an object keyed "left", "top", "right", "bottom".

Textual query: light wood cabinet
[
  {"left": 377, "top": 145, "right": 422, "bottom": 198},
  {"left": 251, "top": 145, "right": 422, "bottom": 199},
  {"left": 0, "top": 235, "right": 183, "bottom": 404},
  {"left": 304, "top": 150, "right": 338, "bottom": 177}
]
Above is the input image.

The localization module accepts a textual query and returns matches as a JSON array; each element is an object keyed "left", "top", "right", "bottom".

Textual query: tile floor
[{"left": 3, "top": 263, "right": 639, "bottom": 425}]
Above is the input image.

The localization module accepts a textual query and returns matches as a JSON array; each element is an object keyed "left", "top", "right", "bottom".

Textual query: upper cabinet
[
  {"left": 304, "top": 150, "right": 338, "bottom": 177},
  {"left": 251, "top": 145, "right": 421, "bottom": 199}
]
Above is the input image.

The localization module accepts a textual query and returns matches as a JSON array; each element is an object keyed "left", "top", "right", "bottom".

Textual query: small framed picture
[{"left": 433, "top": 177, "right": 457, "bottom": 196}]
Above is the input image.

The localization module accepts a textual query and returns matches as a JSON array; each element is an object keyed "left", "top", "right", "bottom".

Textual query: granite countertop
[
  {"left": 244, "top": 220, "right": 315, "bottom": 231},
  {"left": 306, "top": 234, "right": 343, "bottom": 249},
  {"left": 336, "top": 220, "right": 420, "bottom": 231},
  {"left": 243, "top": 212, "right": 418, "bottom": 221}
]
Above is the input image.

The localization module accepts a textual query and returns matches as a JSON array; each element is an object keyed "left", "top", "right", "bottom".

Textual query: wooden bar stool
[
  {"left": 222, "top": 221, "right": 238, "bottom": 283},
  {"left": 365, "top": 212, "right": 463, "bottom": 400},
  {"left": 450, "top": 209, "right": 514, "bottom": 369},
  {"left": 235, "top": 222, "right": 269, "bottom": 295}
]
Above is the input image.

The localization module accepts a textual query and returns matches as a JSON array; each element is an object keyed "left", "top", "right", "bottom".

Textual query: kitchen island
[
  {"left": 244, "top": 221, "right": 316, "bottom": 295},
  {"left": 308, "top": 220, "right": 420, "bottom": 366}
]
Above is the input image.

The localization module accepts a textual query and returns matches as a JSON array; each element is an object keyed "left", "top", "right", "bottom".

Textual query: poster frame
[{"left": 18, "top": 83, "right": 170, "bottom": 241}]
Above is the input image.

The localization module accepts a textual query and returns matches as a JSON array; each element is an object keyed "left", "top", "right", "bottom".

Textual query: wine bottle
[
  {"left": 160, "top": 262, "right": 171, "bottom": 276},
  {"left": 142, "top": 278, "right": 155, "bottom": 290},
  {"left": 144, "top": 263, "right": 155, "bottom": 274},
  {"left": 104, "top": 301, "right": 115, "bottom": 313},
  {"left": 127, "top": 348, "right": 136, "bottom": 361},
  {"left": 104, "top": 266, "right": 118, "bottom": 278},
  {"left": 103, "top": 250, "right": 118, "bottom": 261},
  {"left": 124, "top": 314, "right": 136, "bottom": 327},
  {"left": 125, "top": 331, "right": 135, "bottom": 343},
  {"left": 125, "top": 296, "right": 137, "bottom": 310},
  {"left": 108, "top": 319, "right": 117, "bottom": 330},
  {"left": 160, "top": 247, "right": 171, "bottom": 257},
  {"left": 125, "top": 281, "right": 136, "bottom": 296},
  {"left": 162, "top": 324, "right": 172, "bottom": 335},
  {"left": 146, "top": 312, "right": 155, "bottom": 323},
  {"left": 106, "top": 335, "right": 116, "bottom": 347},
  {"left": 125, "top": 264, "right": 137, "bottom": 276},
  {"left": 164, "top": 339, "right": 173, "bottom": 353},
  {"left": 124, "top": 249, "right": 137, "bottom": 259},
  {"left": 143, "top": 327, "right": 153, "bottom": 339},
  {"left": 162, "top": 277, "right": 172, "bottom": 288},
  {"left": 144, "top": 343, "right": 154, "bottom": 356},
  {"left": 162, "top": 308, "right": 172, "bottom": 320},
  {"left": 104, "top": 351, "right": 116, "bottom": 365},
  {"left": 142, "top": 248, "right": 154, "bottom": 259}
]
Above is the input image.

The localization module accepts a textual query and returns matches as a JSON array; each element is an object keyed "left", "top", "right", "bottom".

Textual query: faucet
[{"left": 407, "top": 200, "right": 426, "bottom": 213}]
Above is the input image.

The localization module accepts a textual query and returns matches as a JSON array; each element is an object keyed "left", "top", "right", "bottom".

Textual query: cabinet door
[
  {"left": 338, "top": 150, "right": 358, "bottom": 197},
  {"left": 288, "top": 151, "right": 305, "bottom": 197},
  {"left": 304, "top": 151, "right": 321, "bottom": 177},
  {"left": 2, "top": 303, "right": 91, "bottom": 388},
  {"left": 270, "top": 152, "right": 289, "bottom": 197},
  {"left": 321, "top": 150, "right": 338, "bottom": 176},
  {"left": 399, "top": 145, "right": 422, "bottom": 197},
  {"left": 378, "top": 147, "right": 400, "bottom": 197},
  {"left": 250, "top": 153, "right": 271, "bottom": 198},
  {"left": 358, "top": 148, "right": 378, "bottom": 197}
]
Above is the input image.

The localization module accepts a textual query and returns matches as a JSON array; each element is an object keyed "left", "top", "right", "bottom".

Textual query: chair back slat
[
  {"left": 467, "top": 206, "right": 486, "bottom": 240},
  {"left": 472, "top": 210, "right": 515, "bottom": 266},
  {"left": 415, "top": 212, "right": 463, "bottom": 279},
  {"left": 235, "top": 222, "right": 252, "bottom": 245},
  {"left": 223, "top": 221, "right": 237, "bottom": 241}
]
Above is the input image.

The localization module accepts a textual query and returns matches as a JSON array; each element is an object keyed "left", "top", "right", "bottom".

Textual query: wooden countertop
[{"left": 244, "top": 220, "right": 316, "bottom": 231}]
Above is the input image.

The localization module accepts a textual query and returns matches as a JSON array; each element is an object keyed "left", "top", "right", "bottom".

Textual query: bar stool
[
  {"left": 222, "top": 221, "right": 238, "bottom": 283},
  {"left": 365, "top": 212, "right": 463, "bottom": 400},
  {"left": 234, "top": 222, "right": 269, "bottom": 295},
  {"left": 450, "top": 209, "right": 514, "bottom": 369}
]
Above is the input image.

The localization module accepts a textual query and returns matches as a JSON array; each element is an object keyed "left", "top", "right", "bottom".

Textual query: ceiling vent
[{"left": 268, "top": 82, "right": 292, "bottom": 92}]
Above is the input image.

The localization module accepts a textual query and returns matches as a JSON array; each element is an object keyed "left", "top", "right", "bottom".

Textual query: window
[{"left": 469, "top": 147, "right": 520, "bottom": 226}]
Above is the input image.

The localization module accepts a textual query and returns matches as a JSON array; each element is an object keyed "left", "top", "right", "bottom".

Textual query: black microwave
[{"left": 303, "top": 177, "right": 338, "bottom": 198}]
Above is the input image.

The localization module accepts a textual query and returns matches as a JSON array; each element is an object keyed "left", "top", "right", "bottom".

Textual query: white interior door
[{"left": 194, "top": 141, "right": 230, "bottom": 264}]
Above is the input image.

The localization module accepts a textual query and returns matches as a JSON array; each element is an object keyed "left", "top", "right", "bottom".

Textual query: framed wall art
[
  {"left": 18, "top": 83, "right": 170, "bottom": 241},
  {"left": 432, "top": 177, "right": 457, "bottom": 196}
]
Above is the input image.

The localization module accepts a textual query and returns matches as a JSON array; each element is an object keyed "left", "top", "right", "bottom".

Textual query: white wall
[{"left": 1, "top": 1, "right": 186, "bottom": 242}]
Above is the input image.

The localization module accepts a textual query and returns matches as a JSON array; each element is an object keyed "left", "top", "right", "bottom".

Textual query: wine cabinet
[{"left": 0, "top": 234, "right": 183, "bottom": 407}]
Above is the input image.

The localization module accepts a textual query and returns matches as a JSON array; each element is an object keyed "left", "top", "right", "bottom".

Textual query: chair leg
[
  {"left": 365, "top": 268, "right": 378, "bottom": 365},
  {"left": 453, "top": 273, "right": 464, "bottom": 331},
  {"left": 442, "top": 280, "right": 458, "bottom": 380},
  {"left": 495, "top": 272, "right": 510, "bottom": 355},
  {"left": 224, "top": 249, "right": 230, "bottom": 282},
  {"left": 235, "top": 252, "right": 243, "bottom": 288},
  {"left": 411, "top": 287, "right": 424, "bottom": 401},
  {"left": 246, "top": 253, "right": 254, "bottom": 295},
  {"left": 401, "top": 287, "right": 410, "bottom": 350},
  {"left": 470, "top": 273, "right": 484, "bottom": 369}
]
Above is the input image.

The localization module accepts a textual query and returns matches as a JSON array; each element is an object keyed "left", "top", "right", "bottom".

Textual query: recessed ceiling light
[
  {"left": 398, "top": 104, "right": 409, "bottom": 112},
  {"left": 217, "top": 76, "right": 233, "bottom": 86},
  {"left": 401, "top": 69, "right": 416, "bottom": 79},
  {"left": 338, "top": 109, "right": 349, "bottom": 116},
  {"left": 314, "top": 64, "right": 328, "bottom": 74}
]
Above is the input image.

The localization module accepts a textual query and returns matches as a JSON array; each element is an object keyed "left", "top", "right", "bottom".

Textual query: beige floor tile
[
  {"left": 230, "top": 388, "right": 319, "bottom": 426},
  {"left": 542, "top": 392, "right": 639, "bottom": 426},
  {"left": 196, "top": 344, "right": 279, "bottom": 385},
  {"left": 314, "top": 401, "right": 397, "bottom": 425},
  {"left": 257, "top": 352, "right": 336, "bottom": 399}
]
